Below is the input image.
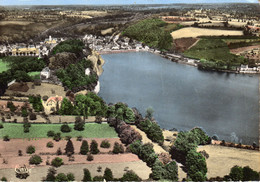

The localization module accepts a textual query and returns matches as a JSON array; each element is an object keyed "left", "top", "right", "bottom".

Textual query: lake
[{"left": 99, "top": 52, "right": 259, "bottom": 145}]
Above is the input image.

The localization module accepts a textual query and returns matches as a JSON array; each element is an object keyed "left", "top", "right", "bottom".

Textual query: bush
[
  {"left": 82, "top": 168, "right": 92, "bottom": 181},
  {"left": 3, "top": 135, "right": 9, "bottom": 141},
  {"left": 100, "top": 140, "right": 110, "bottom": 148},
  {"left": 93, "top": 176, "right": 104, "bottom": 181},
  {"left": 77, "top": 136, "right": 83, "bottom": 141},
  {"left": 42, "top": 95, "right": 49, "bottom": 101},
  {"left": 65, "top": 139, "right": 74, "bottom": 155},
  {"left": 18, "top": 150, "right": 23, "bottom": 156},
  {"left": 87, "top": 154, "right": 94, "bottom": 161},
  {"left": 46, "top": 141, "right": 54, "bottom": 148},
  {"left": 26, "top": 145, "right": 35, "bottom": 154},
  {"left": 121, "top": 170, "right": 141, "bottom": 181},
  {"left": 112, "top": 142, "right": 124, "bottom": 154},
  {"left": 103, "top": 168, "right": 113, "bottom": 181},
  {"left": 51, "top": 157, "right": 64, "bottom": 167},
  {"left": 90, "top": 140, "right": 99, "bottom": 154},
  {"left": 60, "top": 123, "right": 71, "bottom": 133},
  {"left": 80, "top": 140, "right": 89, "bottom": 155},
  {"left": 1, "top": 177, "right": 7, "bottom": 182},
  {"left": 29, "top": 155, "right": 42, "bottom": 165},
  {"left": 29, "top": 113, "right": 37, "bottom": 120},
  {"left": 67, "top": 173, "right": 75, "bottom": 181},
  {"left": 0, "top": 124, "right": 3, "bottom": 129},
  {"left": 55, "top": 173, "right": 68, "bottom": 182},
  {"left": 47, "top": 130, "right": 55, "bottom": 137},
  {"left": 56, "top": 147, "right": 62, "bottom": 155},
  {"left": 53, "top": 132, "right": 61, "bottom": 141}
]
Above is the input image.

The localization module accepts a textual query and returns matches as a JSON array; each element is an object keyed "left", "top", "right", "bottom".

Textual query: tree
[
  {"left": 67, "top": 173, "right": 75, "bottom": 181},
  {"left": 55, "top": 173, "right": 68, "bottom": 182},
  {"left": 145, "top": 107, "right": 154, "bottom": 120},
  {"left": 7, "top": 101, "right": 16, "bottom": 112},
  {"left": 229, "top": 165, "right": 244, "bottom": 181},
  {"left": 60, "top": 123, "right": 71, "bottom": 133},
  {"left": 65, "top": 139, "right": 74, "bottom": 155},
  {"left": 29, "top": 155, "right": 42, "bottom": 165},
  {"left": 74, "top": 116, "right": 85, "bottom": 131},
  {"left": 80, "top": 140, "right": 89, "bottom": 155},
  {"left": 29, "top": 113, "right": 37, "bottom": 120},
  {"left": 112, "top": 142, "right": 124, "bottom": 154},
  {"left": 26, "top": 145, "right": 35, "bottom": 154},
  {"left": 51, "top": 157, "right": 64, "bottom": 167},
  {"left": 242, "top": 166, "right": 260, "bottom": 181},
  {"left": 164, "top": 161, "right": 178, "bottom": 181},
  {"left": 125, "top": 107, "right": 135, "bottom": 123},
  {"left": 59, "top": 98, "right": 74, "bottom": 115},
  {"left": 186, "top": 150, "right": 207, "bottom": 181},
  {"left": 151, "top": 159, "right": 165, "bottom": 180},
  {"left": 121, "top": 170, "right": 141, "bottom": 181},
  {"left": 82, "top": 168, "right": 92, "bottom": 181},
  {"left": 45, "top": 167, "right": 57, "bottom": 181},
  {"left": 103, "top": 168, "right": 113, "bottom": 181},
  {"left": 90, "top": 140, "right": 99, "bottom": 154}
]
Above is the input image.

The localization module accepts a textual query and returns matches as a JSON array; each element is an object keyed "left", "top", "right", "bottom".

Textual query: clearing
[
  {"left": 197, "top": 145, "right": 260, "bottom": 178},
  {"left": 5, "top": 82, "right": 66, "bottom": 97},
  {"left": 0, "top": 59, "right": 10, "bottom": 73},
  {"left": 0, "top": 123, "right": 118, "bottom": 139},
  {"left": 171, "top": 27, "right": 243, "bottom": 39}
]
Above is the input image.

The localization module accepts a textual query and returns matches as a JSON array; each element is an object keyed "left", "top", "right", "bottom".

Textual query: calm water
[{"left": 99, "top": 52, "right": 259, "bottom": 145}]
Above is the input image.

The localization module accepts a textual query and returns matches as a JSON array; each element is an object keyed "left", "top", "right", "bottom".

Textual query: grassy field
[
  {"left": 28, "top": 71, "right": 41, "bottom": 79},
  {"left": 0, "top": 123, "right": 118, "bottom": 138},
  {"left": 184, "top": 38, "right": 247, "bottom": 70},
  {"left": 0, "top": 59, "right": 10, "bottom": 73}
]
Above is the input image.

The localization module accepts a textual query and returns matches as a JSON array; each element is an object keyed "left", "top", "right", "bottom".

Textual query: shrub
[
  {"left": 112, "top": 142, "right": 124, "bottom": 154},
  {"left": 51, "top": 157, "right": 64, "bottom": 167},
  {"left": 87, "top": 154, "right": 94, "bottom": 161},
  {"left": 82, "top": 168, "right": 92, "bottom": 181},
  {"left": 29, "top": 113, "right": 37, "bottom": 120},
  {"left": 46, "top": 141, "right": 54, "bottom": 148},
  {"left": 121, "top": 170, "right": 141, "bottom": 181},
  {"left": 45, "top": 167, "right": 57, "bottom": 181},
  {"left": 90, "top": 140, "right": 99, "bottom": 154},
  {"left": 103, "top": 168, "right": 113, "bottom": 181},
  {"left": 26, "top": 145, "right": 35, "bottom": 154},
  {"left": 93, "top": 176, "right": 104, "bottom": 181},
  {"left": 56, "top": 147, "right": 62, "bottom": 155},
  {"left": 100, "top": 140, "right": 110, "bottom": 148},
  {"left": 47, "top": 130, "right": 55, "bottom": 137},
  {"left": 42, "top": 95, "right": 49, "bottom": 101},
  {"left": 80, "top": 140, "right": 89, "bottom": 155},
  {"left": 67, "top": 173, "right": 75, "bottom": 181},
  {"left": 1, "top": 177, "right": 7, "bottom": 182},
  {"left": 29, "top": 155, "right": 42, "bottom": 165},
  {"left": 60, "top": 123, "right": 71, "bottom": 133},
  {"left": 3, "top": 135, "right": 9, "bottom": 141},
  {"left": 77, "top": 135, "right": 83, "bottom": 141},
  {"left": 0, "top": 124, "right": 3, "bottom": 129},
  {"left": 18, "top": 150, "right": 23, "bottom": 156},
  {"left": 53, "top": 132, "right": 61, "bottom": 141},
  {"left": 55, "top": 173, "right": 68, "bottom": 182}
]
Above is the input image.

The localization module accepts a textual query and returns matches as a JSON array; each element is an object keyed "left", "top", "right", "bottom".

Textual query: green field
[
  {"left": 0, "top": 123, "right": 118, "bottom": 139},
  {"left": 184, "top": 38, "right": 247, "bottom": 70},
  {"left": 28, "top": 71, "right": 41, "bottom": 79},
  {"left": 0, "top": 59, "right": 10, "bottom": 73}
]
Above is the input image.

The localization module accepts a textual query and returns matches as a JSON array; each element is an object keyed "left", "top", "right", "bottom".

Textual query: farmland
[
  {"left": 0, "top": 123, "right": 118, "bottom": 139},
  {"left": 171, "top": 27, "right": 243, "bottom": 39}
]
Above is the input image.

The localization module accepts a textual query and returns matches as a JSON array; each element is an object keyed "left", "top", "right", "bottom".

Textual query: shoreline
[{"left": 97, "top": 49, "right": 259, "bottom": 75}]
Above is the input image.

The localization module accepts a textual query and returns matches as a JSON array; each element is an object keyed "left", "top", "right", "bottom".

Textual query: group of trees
[
  {"left": 171, "top": 127, "right": 211, "bottom": 181},
  {"left": 137, "top": 119, "right": 164, "bottom": 145},
  {"left": 44, "top": 167, "right": 74, "bottom": 182},
  {"left": 130, "top": 140, "right": 178, "bottom": 181},
  {"left": 56, "top": 59, "right": 97, "bottom": 91},
  {"left": 123, "top": 18, "right": 173, "bottom": 50},
  {"left": 52, "top": 39, "right": 85, "bottom": 57},
  {"left": 28, "top": 95, "right": 44, "bottom": 112},
  {"left": 109, "top": 119, "right": 142, "bottom": 145}
]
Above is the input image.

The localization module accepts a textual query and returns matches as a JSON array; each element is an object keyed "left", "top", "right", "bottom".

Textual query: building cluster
[{"left": 0, "top": 36, "right": 61, "bottom": 57}]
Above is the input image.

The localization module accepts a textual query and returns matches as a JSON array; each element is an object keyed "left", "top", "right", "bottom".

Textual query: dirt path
[
  {"left": 0, "top": 161, "right": 151, "bottom": 181},
  {"left": 197, "top": 145, "right": 260, "bottom": 178}
]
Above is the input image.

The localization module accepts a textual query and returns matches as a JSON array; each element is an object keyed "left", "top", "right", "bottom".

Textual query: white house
[{"left": 41, "top": 67, "right": 51, "bottom": 79}]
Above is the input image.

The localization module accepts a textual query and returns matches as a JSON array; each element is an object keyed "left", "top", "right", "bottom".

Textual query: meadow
[
  {"left": 0, "top": 59, "right": 10, "bottom": 73},
  {"left": 0, "top": 123, "right": 118, "bottom": 139}
]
